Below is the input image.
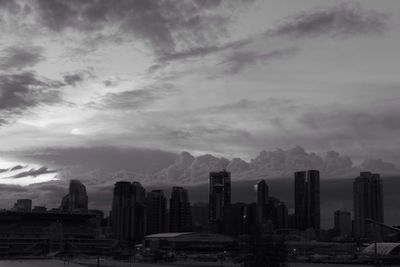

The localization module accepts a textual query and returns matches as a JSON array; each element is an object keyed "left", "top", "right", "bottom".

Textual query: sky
[{"left": 0, "top": 0, "right": 400, "bottom": 224}]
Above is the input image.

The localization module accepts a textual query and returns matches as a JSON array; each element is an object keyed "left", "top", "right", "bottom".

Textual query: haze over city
[{"left": 0, "top": 0, "right": 400, "bottom": 228}]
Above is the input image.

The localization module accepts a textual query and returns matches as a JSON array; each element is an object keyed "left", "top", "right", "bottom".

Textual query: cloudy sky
[{"left": 1, "top": 0, "right": 400, "bottom": 185}]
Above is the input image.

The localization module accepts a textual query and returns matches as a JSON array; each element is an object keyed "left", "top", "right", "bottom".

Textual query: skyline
[
  {"left": 0, "top": 0, "right": 400, "bottom": 186},
  {"left": 0, "top": 0, "right": 400, "bottom": 229},
  {"left": 0, "top": 169, "right": 399, "bottom": 230}
]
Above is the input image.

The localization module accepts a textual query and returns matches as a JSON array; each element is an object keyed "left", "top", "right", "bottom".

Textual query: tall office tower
[
  {"left": 307, "top": 170, "right": 320, "bottom": 230},
  {"left": 169, "top": 186, "right": 192, "bottom": 232},
  {"left": 353, "top": 172, "right": 384, "bottom": 240},
  {"left": 13, "top": 199, "right": 32, "bottom": 212},
  {"left": 276, "top": 202, "right": 289, "bottom": 229},
  {"left": 294, "top": 170, "right": 320, "bottom": 230},
  {"left": 223, "top": 202, "right": 247, "bottom": 236},
  {"left": 255, "top": 179, "right": 269, "bottom": 224},
  {"left": 334, "top": 210, "right": 351, "bottom": 236},
  {"left": 111, "top": 181, "right": 146, "bottom": 245},
  {"left": 60, "top": 180, "right": 88, "bottom": 212},
  {"left": 294, "top": 171, "right": 307, "bottom": 230},
  {"left": 209, "top": 170, "right": 231, "bottom": 222},
  {"left": 146, "top": 190, "right": 167, "bottom": 234},
  {"left": 191, "top": 203, "right": 209, "bottom": 232}
]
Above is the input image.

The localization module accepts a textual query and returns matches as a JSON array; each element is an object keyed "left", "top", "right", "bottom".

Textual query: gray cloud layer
[
  {"left": 272, "top": 3, "right": 388, "bottom": 39},
  {"left": 0, "top": 46, "right": 44, "bottom": 70},
  {"left": 30, "top": 0, "right": 241, "bottom": 56}
]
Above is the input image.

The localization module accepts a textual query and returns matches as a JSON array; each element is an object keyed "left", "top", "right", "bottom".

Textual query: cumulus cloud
[
  {"left": 0, "top": 46, "right": 44, "bottom": 70},
  {"left": 153, "top": 151, "right": 230, "bottom": 184},
  {"left": 152, "top": 146, "right": 398, "bottom": 185}
]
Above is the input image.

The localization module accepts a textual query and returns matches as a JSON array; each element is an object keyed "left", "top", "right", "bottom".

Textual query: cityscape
[
  {"left": 0, "top": 169, "right": 398, "bottom": 266},
  {"left": 1, "top": 0, "right": 400, "bottom": 266}
]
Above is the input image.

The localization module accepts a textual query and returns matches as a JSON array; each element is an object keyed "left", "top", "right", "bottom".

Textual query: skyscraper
[
  {"left": 294, "top": 170, "right": 320, "bottom": 230},
  {"left": 169, "top": 186, "right": 192, "bottom": 232},
  {"left": 111, "top": 181, "right": 146, "bottom": 245},
  {"left": 307, "top": 170, "right": 320, "bottom": 230},
  {"left": 146, "top": 190, "right": 167, "bottom": 234},
  {"left": 294, "top": 171, "right": 307, "bottom": 230},
  {"left": 209, "top": 170, "right": 231, "bottom": 223},
  {"left": 255, "top": 179, "right": 269, "bottom": 224},
  {"left": 276, "top": 202, "right": 288, "bottom": 229},
  {"left": 353, "top": 172, "right": 384, "bottom": 240},
  {"left": 334, "top": 210, "right": 351, "bottom": 236},
  {"left": 60, "top": 180, "right": 88, "bottom": 213}
]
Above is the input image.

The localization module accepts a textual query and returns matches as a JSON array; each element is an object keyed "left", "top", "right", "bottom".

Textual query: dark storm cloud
[
  {"left": 220, "top": 47, "right": 299, "bottom": 75},
  {"left": 0, "top": 72, "right": 61, "bottom": 113},
  {"left": 272, "top": 3, "right": 388, "bottom": 39},
  {"left": 10, "top": 165, "right": 24, "bottom": 171},
  {"left": 0, "top": 71, "right": 63, "bottom": 125},
  {"left": 0, "top": 46, "right": 44, "bottom": 70},
  {"left": 5, "top": 146, "right": 178, "bottom": 175},
  {"left": 30, "top": 0, "right": 240, "bottom": 55},
  {"left": 8, "top": 166, "right": 57, "bottom": 179}
]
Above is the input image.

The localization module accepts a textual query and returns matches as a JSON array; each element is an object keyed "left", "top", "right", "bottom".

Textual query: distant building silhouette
[
  {"left": 60, "top": 180, "right": 88, "bottom": 213},
  {"left": 13, "top": 199, "right": 32, "bottom": 212},
  {"left": 191, "top": 203, "right": 208, "bottom": 232},
  {"left": 209, "top": 170, "right": 231, "bottom": 225},
  {"left": 276, "top": 202, "right": 289, "bottom": 229},
  {"left": 169, "top": 186, "right": 192, "bottom": 232},
  {"left": 294, "top": 170, "right": 320, "bottom": 230},
  {"left": 353, "top": 172, "right": 384, "bottom": 240},
  {"left": 307, "top": 170, "right": 320, "bottom": 230},
  {"left": 334, "top": 210, "right": 351, "bottom": 236},
  {"left": 256, "top": 180, "right": 269, "bottom": 224},
  {"left": 146, "top": 190, "right": 167, "bottom": 234},
  {"left": 32, "top": 206, "right": 47, "bottom": 213},
  {"left": 111, "top": 181, "right": 146, "bottom": 245}
]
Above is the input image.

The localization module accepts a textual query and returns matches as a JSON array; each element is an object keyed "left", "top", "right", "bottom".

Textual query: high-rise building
[
  {"left": 353, "top": 172, "right": 384, "bottom": 240},
  {"left": 146, "top": 190, "right": 167, "bottom": 235},
  {"left": 13, "top": 199, "right": 32, "bottom": 212},
  {"left": 255, "top": 179, "right": 269, "bottom": 224},
  {"left": 223, "top": 202, "right": 247, "bottom": 236},
  {"left": 111, "top": 181, "right": 146, "bottom": 245},
  {"left": 294, "top": 170, "right": 320, "bottom": 230},
  {"left": 169, "top": 186, "right": 192, "bottom": 232},
  {"left": 334, "top": 210, "right": 351, "bottom": 236},
  {"left": 209, "top": 170, "right": 231, "bottom": 223},
  {"left": 191, "top": 203, "right": 209, "bottom": 232},
  {"left": 60, "top": 180, "right": 88, "bottom": 213},
  {"left": 294, "top": 171, "right": 307, "bottom": 230},
  {"left": 276, "top": 202, "right": 289, "bottom": 229},
  {"left": 307, "top": 170, "right": 320, "bottom": 230}
]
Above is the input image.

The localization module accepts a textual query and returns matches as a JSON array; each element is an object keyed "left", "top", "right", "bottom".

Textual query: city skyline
[{"left": 0, "top": 1, "right": 399, "bottom": 229}]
